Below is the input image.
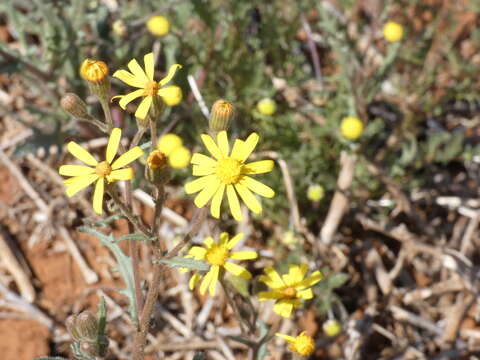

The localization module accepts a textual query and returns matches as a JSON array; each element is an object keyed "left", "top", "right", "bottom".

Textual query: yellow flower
[
  {"left": 258, "top": 264, "right": 322, "bottom": 318},
  {"left": 161, "top": 85, "right": 182, "bottom": 106},
  {"left": 275, "top": 332, "right": 315, "bottom": 356},
  {"left": 257, "top": 98, "right": 276, "bottom": 115},
  {"left": 112, "top": 53, "right": 181, "bottom": 119},
  {"left": 307, "top": 184, "right": 324, "bottom": 202},
  {"left": 184, "top": 131, "right": 275, "bottom": 221},
  {"left": 80, "top": 59, "right": 109, "bottom": 83},
  {"left": 169, "top": 146, "right": 191, "bottom": 168},
  {"left": 340, "top": 116, "right": 364, "bottom": 140},
  {"left": 59, "top": 128, "right": 143, "bottom": 214},
  {"left": 323, "top": 319, "right": 342, "bottom": 337},
  {"left": 146, "top": 15, "right": 170, "bottom": 37},
  {"left": 157, "top": 133, "right": 183, "bottom": 155},
  {"left": 383, "top": 21, "right": 404, "bottom": 43},
  {"left": 185, "top": 233, "right": 257, "bottom": 296}
]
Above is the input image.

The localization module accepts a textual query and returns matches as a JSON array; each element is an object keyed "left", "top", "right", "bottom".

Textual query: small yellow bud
[
  {"left": 147, "top": 150, "right": 168, "bottom": 170},
  {"left": 162, "top": 85, "right": 182, "bottom": 106},
  {"left": 80, "top": 59, "right": 109, "bottom": 83},
  {"left": 112, "top": 19, "right": 127, "bottom": 37},
  {"left": 281, "top": 230, "right": 298, "bottom": 245},
  {"left": 383, "top": 21, "right": 404, "bottom": 43},
  {"left": 323, "top": 319, "right": 342, "bottom": 337},
  {"left": 276, "top": 331, "right": 315, "bottom": 356},
  {"left": 209, "top": 99, "right": 235, "bottom": 133},
  {"left": 157, "top": 134, "right": 183, "bottom": 156},
  {"left": 168, "top": 146, "right": 191, "bottom": 168},
  {"left": 61, "top": 93, "right": 89, "bottom": 120},
  {"left": 257, "top": 98, "right": 276, "bottom": 115},
  {"left": 146, "top": 150, "right": 170, "bottom": 185},
  {"left": 340, "top": 116, "right": 364, "bottom": 140},
  {"left": 307, "top": 184, "right": 324, "bottom": 202},
  {"left": 146, "top": 16, "right": 170, "bottom": 37}
]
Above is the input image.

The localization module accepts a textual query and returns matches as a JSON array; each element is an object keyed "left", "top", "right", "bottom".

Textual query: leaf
[
  {"left": 326, "top": 272, "right": 349, "bottom": 289},
  {"left": 97, "top": 296, "right": 107, "bottom": 336},
  {"left": 193, "top": 352, "right": 206, "bottom": 360},
  {"left": 159, "top": 256, "right": 210, "bottom": 271},
  {"left": 226, "top": 273, "right": 250, "bottom": 297},
  {"left": 34, "top": 357, "right": 69, "bottom": 360},
  {"left": 255, "top": 318, "right": 272, "bottom": 360},
  {"left": 227, "top": 335, "right": 256, "bottom": 347},
  {"left": 114, "top": 233, "right": 156, "bottom": 243},
  {"left": 84, "top": 214, "right": 126, "bottom": 227}
]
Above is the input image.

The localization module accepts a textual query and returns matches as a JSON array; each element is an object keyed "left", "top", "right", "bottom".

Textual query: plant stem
[{"left": 100, "top": 99, "right": 114, "bottom": 130}]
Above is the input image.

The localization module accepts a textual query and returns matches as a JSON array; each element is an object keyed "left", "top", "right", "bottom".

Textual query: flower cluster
[{"left": 157, "top": 134, "right": 191, "bottom": 169}]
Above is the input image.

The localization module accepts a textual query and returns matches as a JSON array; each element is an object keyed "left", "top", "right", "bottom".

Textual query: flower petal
[
  {"left": 135, "top": 95, "right": 152, "bottom": 120},
  {"left": 108, "top": 168, "right": 134, "bottom": 181},
  {"left": 230, "top": 251, "right": 257, "bottom": 260},
  {"left": 226, "top": 185, "right": 242, "bottom": 221},
  {"left": 226, "top": 233, "right": 244, "bottom": 249},
  {"left": 275, "top": 333, "right": 296, "bottom": 343},
  {"left": 240, "top": 176, "right": 275, "bottom": 198},
  {"left": 199, "top": 267, "right": 214, "bottom": 296},
  {"left": 243, "top": 160, "right": 274, "bottom": 175},
  {"left": 157, "top": 85, "right": 181, "bottom": 100},
  {"left": 67, "top": 141, "right": 98, "bottom": 166},
  {"left": 203, "top": 237, "right": 214, "bottom": 248},
  {"left": 106, "top": 128, "right": 122, "bottom": 163},
  {"left": 223, "top": 262, "right": 251, "bottom": 279},
  {"left": 65, "top": 174, "right": 99, "bottom": 197},
  {"left": 257, "top": 290, "right": 284, "bottom": 301},
  {"left": 118, "top": 89, "right": 144, "bottom": 110},
  {"left": 194, "top": 177, "right": 221, "bottom": 208},
  {"left": 189, "top": 273, "right": 202, "bottom": 290},
  {"left": 185, "top": 174, "right": 216, "bottom": 194},
  {"left": 200, "top": 134, "right": 223, "bottom": 160},
  {"left": 112, "top": 70, "right": 145, "bottom": 88},
  {"left": 273, "top": 299, "right": 296, "bottom": 318},
  {"left": 216, "top": 131, "right": 229, "bottom": 157},
  {"left": 237, "top": 133, "right": 259, "bottom": 162},
  {"left": 191, "top": 153, "right": 218, "bottom": 167},
  {"left": 297, "top": 288, "right": 313, "bottom": 300},
  {"left": 192, "top": 165, "right": 215, "bottom": 176},
  {"left": 159, "top": 64, "right": 182, "bottom": 86},
  {"left": 262, "top": 266, "right": 285, "bottom": 288},
  {"left": 297, "top": 270, "right": 323, "bottom": 289},
  {"left": 230, "top": 139, "right": 245, "bottom": 161},
  {"left": 127, "top": 58, "right": 149, "bottom": 83},
  {"left": 208, "top": 265, "right": 220, "bottom": 296},
  {"left": 111, "top": 146, "right": 144, "bottom": 170},
  {"left": 219, "top": 232, "right": 229, "bottom": 246},
  {"left": 144, "top": 52, "right": 154, "bottom": 80},
  {"left": 210, "top": 183, "right": 225, "bottom": 219},
  {"left": 188, "top": 246, "right": 207, "bottom": 260},
  {"left": 59, "top": 165, "right": 95, "bottom": 177},
  {"left": 92, "top": 178, "right": 104, "bottom": 214},
  {"left": 234, "top": 183, "right": 262, "bottom": 214}
]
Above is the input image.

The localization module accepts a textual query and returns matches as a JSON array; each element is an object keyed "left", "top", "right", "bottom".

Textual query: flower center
[
  {"left": 95, "top": 161, "right": 112, "bottom": 177},
  {"left": 216, "top": 157, "right": 242, "bottom": 184},
  {"left": 147, "top": 150, "right": 167, "bottom": 169},
  {"left": 283, "top": 287, "right": 297, "bottom": 298},
  {"left": 293, "top": 334, "right": 315, "bottom": 356},
  {"left": 144, "top": 81, "right": 159, "bottom": 96},
  {"left": 205, "top": 245, "right": 229, "bottom": 266}
]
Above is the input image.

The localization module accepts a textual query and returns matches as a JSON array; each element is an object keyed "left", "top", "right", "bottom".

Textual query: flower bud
[
  {"left": 112, "top": 19, "right": 127, "bottom": 37},
  {"left": 257, "top": 98, "right": 276, "bottom": 115},
  {"left": 383, "top": 21, "right": 404, "bottom": 43},
  {"left": 307, "top": 184, "right": 325, "bottom": 202},
  {"left": 340, "top": 116, "right": 364, "bottom": 140},
  {"left": 209, "top": 99, "right": 235, "bottom": 133},
  {"left": 146, "top": 16, "right": 170, "bottom": 37},
  {"left": 323, "top": 319, "right": 342, "bottom": 337},
  {"left": 66, "top": 311, "right": 98, "bottom": 342},
  {"left": 61, "top": 93, "right": 90, "bottom": 120},
  {"left": 80, "top": 59, "right": 110, "bottom": 101},
  {"left": 146, "top": 150, "right": 170, "bottom": 185}
]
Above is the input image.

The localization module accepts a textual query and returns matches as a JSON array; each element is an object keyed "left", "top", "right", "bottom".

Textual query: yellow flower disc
[
  {"left": 292, "top": 333, "right": 315, "bottom": 356},
  {"left": 162, "top": 85, "right": 182, "bottom": 106},
  {"left": 383, "top": 21, "right": 404, "bottom": 43},
  {"left": 340, "top": 116, "right": 364, "bottom": 140},
  {"left": 80, "top": 59, "right": 109, "bottom": 83},
  {"left": 307, "top": 184, "right": 324, "bottom": 202},
  {"left": 168, "top": 146, "right": 191, "bottom": 169},
  {"left": 257, "top": 98, "right": 276, "bottom": 115},
  {"left": 157, "top": 134, "right": 183, "bottom": 156},
  {"left": 146, "top": 16, "right": 170, "bottom": 37}
]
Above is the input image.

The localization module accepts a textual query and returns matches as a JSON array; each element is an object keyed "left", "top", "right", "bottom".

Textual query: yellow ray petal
[
  {"left": 275, "top": 333, "right": 296, "bottom": 342},
  {"left": 263, "top": 266, "right": 285, "bottom": 287},
  {"left": 192, "top": 165, "right": 215, "bottom": 176},
  {"left": 191, "top": 153, "right": 218, "bottom": 167},
  {"left": 216, "top": 131, "right": 229, "bottom": 157},
  {"left": 106, "top": 128, "right": 121, "bottom": 163},
  {"left": 59, "top": 165, "right": 95, "bottom": 177},
  {"left": 229, "top": 251, "right": 257, "bottom": 260},
  {"left": 159, "top": 64, "right": 182, "bottom": 86},
  {"left": 200, "top": 134, "right": 223, "bottom": 160},
  {"left": 243, "top": 160, "right": 274, "bottom": 175},
  {"left": 234, "top": 183, "right": 262, "bottom": 214},
  {"left": 135, "top": 95, "right": 153, "bottom": 120},
  {"left": 189, "top": 273, "right": 202, "bottom": 290},
  {"left": 194, "top": 177, "right": 221, "bottom": 208},
  {"left": 157, "top": 85, "right": 181, "bottom": 100},
  {"left": 127, "top": 58, "right": 149, "bottom": 83},
  {"left": 67, "top": 141, "right": 98, "bottom": 166},
  {"left": 108, "top": 168, "right": 134, "bottom": 181},
  {"left": 199, "top": 267, "right": 215, "bottom": 296},
  {"left": 237, "top": 133, "right": 259, "bottom": 162},
  {"left": 226, "top": 233, "right": 244, "bottom": 249},
  {"left": 219, "top": 232, "right": 229, "bottom": 246},
  {"left": 273, "top": 300, "right": 294, "bottom": 318},
  {"left": 203, "top": 237, "right": 214, "bottom": 248},
  {"left": 257, "top": 290, "right": 284, "bottom": 301},
  {"left": 210, "top": 183, "right": 225, "bottom": 219},
  {"left": 144, "top": 52, "right": 154, "bottom": 80},
  {"left": 65, "top": 174, "right": 99, "bottom": 197},
  {"left": 223, "top": 262, "right": 251, "bottom": 279},
  {"left": 118, "top": 89, "right": 144, "bottom": 110},
  {"left": 92, "top": 178, "right": 105, "bottom": 214},
  {"left": 208, "top": 265, "right": 220, "bottom": 296},
  {"left": 230, "top": 139, "right": 245, "bottom": 161},
  {"left": 111, "top": 146, "right": 143, "bottom": 170},
  {"left": 188, "top": 246, "right": 207, "bottom": 260},
  {"left": 240, "top": 176, "right": 275, "bottom": 198},
  {"left": 297, "top": 270, "right": 323, "bottom": 289},
  {"left": 226, "top": 185, "right": 242, "bottom": 221},
  {"left": 185, "top": 174, "right": 216, "bottom": 194},
  {"left": 297, "top": 288, "right": 313, "bottom": 300},
  {"left": 112, "top": 70, "right": 145, "bottom": 88}
]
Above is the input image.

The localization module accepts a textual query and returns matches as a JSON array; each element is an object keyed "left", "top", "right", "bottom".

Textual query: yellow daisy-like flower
[
  {"left": 112, "top": 53, "right": 181, "bottom": 119},
  {"left": 184, "top": 233, "right": 257, "bottom": 296},
  {"left": 258, "top": 264, "right": 322, "bottom": 318},
  {"left": 184, "top": 131, "right": 275, "bottom": 221},
  {"left": 59, "top": 128, "right": 143, "bottom": 214},
  {"left": 275, "top": 331, "right": 315, "bottom": 356}
]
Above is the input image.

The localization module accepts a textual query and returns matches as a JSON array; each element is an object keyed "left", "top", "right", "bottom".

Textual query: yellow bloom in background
[
  {"left": 59, "top": 128, "right": 143, "bottom": 214},
  {"left": 258, "top": 264, "right": 322, "bottom": 318},
  {"left": 146, "top": 15, "right": 170, "bottom": 37},
  {"left": 185, "top": 233, "right": 257, "bottom": 296},
  {"left": 383, "top": 21, "right": 404, "bottom": 43},
  {"left": 323, "top": 319, "right": 342, "bottom": 337},
  {"left": 158, "top": 133, "right": 183, "bottom": 155},
  {"left": 257, "top": 98, "right": 276, "bottom": 115},
  {"left": 80, "top": 59, "right": 109, "bottom": 83},
  {"left": 184, "top": 131, "right": 275, "bottom": 221},
  {"left": 112, "top": 53, "right": 181, "bottom": 119},
  {"left": 161, "top": 85, "right": 182, "bottom": 106},
  {"left": 340, "top": 116, "right": 364, "bottom": 140},
  {"left": 275, "top": 332, "right": 315, "bottom": 356},
  {"left": 157, "top": 133, "right": 191, "bottom": 168},
  {"left": 307, "top": 184, "right": 324, "bottom": 202}
]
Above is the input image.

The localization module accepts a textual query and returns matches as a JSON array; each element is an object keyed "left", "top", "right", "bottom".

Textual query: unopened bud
[
  {"left": 146, "top": 150, "right": 170, "bottom": 185},
  {"left": 209, "top": 99, "right": 235, "bottom": 133},
  {"left": 61, "top": 93, "right": 90, "bottom": 120},
  {"left": 80, "top": 59, "right": 110, "bottom": 101},
  {"left": 112, "top": 19, "right": 127, "bottom": 37},
  {"left": 323, "top": 319, "right": 342, "bottom": 337}
]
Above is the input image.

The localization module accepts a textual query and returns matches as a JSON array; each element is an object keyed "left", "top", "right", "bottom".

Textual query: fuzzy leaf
[{"left": 159, "top": 256, "right": 210, "bottom": 271}]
